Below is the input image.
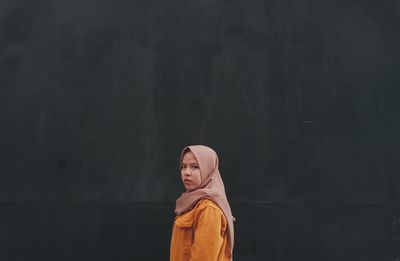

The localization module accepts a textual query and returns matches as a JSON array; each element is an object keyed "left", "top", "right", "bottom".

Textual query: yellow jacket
[{"left": 170, "top": 199, "right": 232, "bottom": 261}]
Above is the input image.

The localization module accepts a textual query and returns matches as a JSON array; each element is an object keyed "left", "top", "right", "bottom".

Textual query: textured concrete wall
[{"left": 1, "top": 0, "right": 400, "bottom": 260}]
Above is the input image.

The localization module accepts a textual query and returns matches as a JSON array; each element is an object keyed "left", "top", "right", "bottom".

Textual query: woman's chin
[{"left": 184, "top": 184, "right": 196, "bottom": 192}]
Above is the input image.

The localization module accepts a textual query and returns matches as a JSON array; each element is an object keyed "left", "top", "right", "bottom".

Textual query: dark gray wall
[{"left": 1, "top": 0, "right": 400, "bottom": 260}]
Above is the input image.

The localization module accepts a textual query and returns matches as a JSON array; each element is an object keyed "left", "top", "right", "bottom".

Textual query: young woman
[{"left": 170, "top": 145, "right": 234, "bottom": 261}]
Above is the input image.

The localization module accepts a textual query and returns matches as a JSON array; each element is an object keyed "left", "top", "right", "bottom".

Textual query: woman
[{"left": 170, "top": 145, "right": 234, "bottom": 261}]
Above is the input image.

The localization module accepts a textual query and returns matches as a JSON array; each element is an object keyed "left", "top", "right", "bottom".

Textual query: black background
[{"left": 1, "top": 0, "right": 400, "bottom": 260}]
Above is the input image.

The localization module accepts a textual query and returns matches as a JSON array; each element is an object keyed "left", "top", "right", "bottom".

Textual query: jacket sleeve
[{"left": 190, "top": 206, "right": 225, "bottom": 261}]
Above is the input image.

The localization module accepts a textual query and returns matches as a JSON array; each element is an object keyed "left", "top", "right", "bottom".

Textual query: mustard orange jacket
[{"left": 170, "top": 199, "right": 232, "bottom": 261}]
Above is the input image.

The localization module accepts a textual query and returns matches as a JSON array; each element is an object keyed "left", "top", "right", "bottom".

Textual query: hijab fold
[{"left": 175, "top": 145, "right": 235, "bottom": 252}]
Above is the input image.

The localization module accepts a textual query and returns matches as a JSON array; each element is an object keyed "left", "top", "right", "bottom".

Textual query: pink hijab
[{"left": 175, "top": 145, "right": 235, "bottom": 252}]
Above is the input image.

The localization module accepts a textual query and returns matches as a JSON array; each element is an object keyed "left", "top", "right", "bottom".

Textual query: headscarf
[{"left": 175, "top": 145, "right": 235, "bottom": 252}]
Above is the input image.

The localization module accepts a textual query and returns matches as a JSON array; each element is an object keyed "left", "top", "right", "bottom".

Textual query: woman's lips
[{"left": 184, "top": 179, "right": 191, "bottom": 184}]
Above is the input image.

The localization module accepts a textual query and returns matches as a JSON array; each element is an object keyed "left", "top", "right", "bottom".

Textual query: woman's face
[{"left": 181, "top": 151, "right": 202, "bottom": 192}]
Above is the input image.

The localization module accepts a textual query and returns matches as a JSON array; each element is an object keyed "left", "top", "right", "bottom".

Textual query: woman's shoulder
[
  {"left": 195, "top": 198, "right": 223, "bottom": 214},
  {"left": 193, "top": 199, "right": 228, "bottom": 228}
]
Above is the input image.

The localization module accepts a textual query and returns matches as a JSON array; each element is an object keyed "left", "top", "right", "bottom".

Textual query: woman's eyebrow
[{"left": 181, "top": 162, "right": 198, "bottom": 165}]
